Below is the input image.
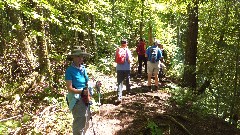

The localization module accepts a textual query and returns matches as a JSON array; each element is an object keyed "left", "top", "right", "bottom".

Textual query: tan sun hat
[{"left": 67, "top": 46, "right": 90, "bottom": 58}]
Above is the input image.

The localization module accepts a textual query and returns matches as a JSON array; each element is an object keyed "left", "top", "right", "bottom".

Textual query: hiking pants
[
  {"left": 72, "top": 99, "right": 90, "bottom": 135},
  {"left": 137, "top": 55, "right": 147, "bottom": 74},
  {"left": 117, "top": 70, "right": 131, "bottom": 100}
]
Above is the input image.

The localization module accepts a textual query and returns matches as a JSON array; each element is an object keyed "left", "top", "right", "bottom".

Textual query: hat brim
[{"left": 67, "top": 52, "right": 90, "bottom": 57}]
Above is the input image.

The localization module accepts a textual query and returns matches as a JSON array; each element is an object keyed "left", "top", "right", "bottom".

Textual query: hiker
[
  {"left": 115, "top": 39, "right": 132, "bottom": 104},
  {"left": 65, "top": 46, "right": 92, "bottom": 135},
  {"left": 136, "top": 38, "right": 147, "bottom": 77},
  {"left": 145, "top": 39, "right": 163, "bottom": 91},
  {"left": 158, "top": 43, "right": 167, "bottom": 83}
]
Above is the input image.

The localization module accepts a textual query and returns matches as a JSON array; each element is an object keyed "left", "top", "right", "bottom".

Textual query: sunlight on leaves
[
  {"left": 6, "top": 0, "right": 21, "bottom": 9},
  {"left": 12, "top": 24, "right": 22, "bottom": 30},
  {"left": 0, "top": 1, "right": 4, "bottom": 9}
]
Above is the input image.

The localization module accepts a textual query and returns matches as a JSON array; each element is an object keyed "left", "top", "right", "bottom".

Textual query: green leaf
[{"left": 0, "top": 1, "right": 4, "bottom": 9}]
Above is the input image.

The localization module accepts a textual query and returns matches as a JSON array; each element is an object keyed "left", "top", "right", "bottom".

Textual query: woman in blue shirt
[{"left": 65, "top": 46, "right": 90, "bottom": 135}]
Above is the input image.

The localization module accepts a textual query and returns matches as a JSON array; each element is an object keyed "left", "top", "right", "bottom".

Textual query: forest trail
[
  {"left": 86, "top": 73, "right": 173, "bottom": 135},
  {"left": 84, "top": 71, "right": 240, "bottom": 135},
  {"left": 1, "top": 67, "right": 240, "bottom": 134}
]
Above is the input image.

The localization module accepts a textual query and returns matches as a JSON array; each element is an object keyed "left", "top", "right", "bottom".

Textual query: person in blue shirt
[
  {"left": 115, "top": 39, "right": 132, "bottom": 104},
  {"left": 65, "top": 46, "right": 91, "bottom": 135},
  {"left": 145, "top": 39, "right": 163, "bottom": 91}
]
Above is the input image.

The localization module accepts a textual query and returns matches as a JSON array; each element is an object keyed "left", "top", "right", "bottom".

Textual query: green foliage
[
  {"left": 43, "top": 96, "right": 58, "bottom": 105},
  {"left": 147, "top": 119, "right": 163, "bottom": 135},
  {"left": 167, "top": 46, "right": 184, "bottom": 80},
  {"left": 170, "top": 85, "right": 216, "bottom": 115},
  {"left": 170, "top": 87, "right": 195, "bottom": 106},
  {"left": 1, "top": 82, "right": 21, "bottom": 98},
  {"left": 22, "top": 114, "right": 31, "bottom": 124},
  {"left": 1, "top": 0, "right": 240, "bottom": 133},
  {"left": 97, "top": 57, "right": 115, "bottom": 75},
  {"left": 0, "top": 1, "right": 4, "bottom": 9},
  {"left": 0, "top": 120, "right": 20, "bottom": 134}
]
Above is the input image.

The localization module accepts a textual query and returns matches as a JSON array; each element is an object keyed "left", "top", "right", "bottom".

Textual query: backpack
[
  {"left": 116, "top": 48, "right": 127, "bottom": 64},
  {"left": 149, "top": 47, "right": 158, "bottom": 63},
  {"left": 136, "top": 42, "right": 145, "bottom": 55}
]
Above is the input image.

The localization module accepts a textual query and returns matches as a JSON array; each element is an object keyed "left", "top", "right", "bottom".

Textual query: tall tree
[
  {"left": 35, "top": 4, "right": 50, "bottom": 79},
  {"left": 0, "top": 8, "right": 4, "bottom": 56},
  {"left": 183, "top": 0, "right": 198, "bottom": 89},
  {"left": 229, "top": 0, "right": 240, "bottom": 124},
  {"left": 139, "top": 0, "right": 144, "bottom": 38}
]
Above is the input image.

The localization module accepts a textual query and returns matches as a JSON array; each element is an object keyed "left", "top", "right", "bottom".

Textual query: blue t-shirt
[
  {"left": 116, "top": 48, "right": 131, "bottom": 71},
  {"left": 65, "top": 64, "right": 89, "bottom": 89},
  {"left": 65, "top": 64, "right": 89, "bottom": 111},
  {"left": 146, "top": 45, "right": 162, "bottom": 62}
]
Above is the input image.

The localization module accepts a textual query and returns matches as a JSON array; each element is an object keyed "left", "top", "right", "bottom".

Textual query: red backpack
[{"left": 116, "top": 48, "right": 127, "bottom": 64}]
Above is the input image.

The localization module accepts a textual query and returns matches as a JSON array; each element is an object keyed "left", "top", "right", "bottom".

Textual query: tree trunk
[
  {"left": 229, "top": 21, "right": 240, "bottom": 125},
  {"left": 0, "top": 9, "right": 5, "bottom": 56},
  {"left": 35, "top": 6, "right": 50, "bottom": 80},
  {"left": 6, "top": 4, "right": 39, "bottom": 91},
  {"left": 73, "top": 0, "right": 86, "bottom": 49},
  {"left": 111, "top": 0, "right": 116, "bottom": 38},
  {"left": 148, "top": 23, "right": 153, "bottom": 46},
  {"left": 183, "top": 0, "right": 198, "bottom": 89},
  {"left": 139, "top": 0, "right": 144, "bottom": 38},
  {"left": 89, "top": 13, "right": 97, "bottom": 62}
]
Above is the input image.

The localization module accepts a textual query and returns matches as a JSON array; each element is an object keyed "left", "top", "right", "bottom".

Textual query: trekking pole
[
  {"left": 83, "top": 104, "right": 96, "bottom": 135},
  {"left": 89, "top": 110, "right": 96, "bottom": 135},
  {"left": 83, "top": 104, "right": 89, "bottom": 135}
]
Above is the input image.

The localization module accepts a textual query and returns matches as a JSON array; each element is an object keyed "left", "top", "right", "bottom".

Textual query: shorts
[{"left": 147, "top": 61, "right": 159, "bottom": 74}]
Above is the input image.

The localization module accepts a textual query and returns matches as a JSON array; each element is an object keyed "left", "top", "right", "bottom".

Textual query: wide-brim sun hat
[{"left": 67, "top": 46, "right": 90, "bottom": 58}]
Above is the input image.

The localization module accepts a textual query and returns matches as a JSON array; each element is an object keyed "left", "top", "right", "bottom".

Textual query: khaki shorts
[{"left": 147, "top": 61, "right": 160, "bottom": 74}]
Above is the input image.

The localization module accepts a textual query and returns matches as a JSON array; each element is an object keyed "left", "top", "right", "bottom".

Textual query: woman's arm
[{"left": 66, "top": 80, "right": 82, "bottom": 94}]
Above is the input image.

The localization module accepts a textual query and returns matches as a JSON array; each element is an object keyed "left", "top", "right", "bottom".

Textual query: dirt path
[
  {"left": 85, "top": 72, "right": 172, "bottom": 135},
  {"left": 84, "top": 73, "right": 240, "bottom": 135},
  {"left": 1, "top": 71, "right": 240, "bottom": 135},
  {"left": 86, "top": 89, "right": 171, "bottom": 135}
]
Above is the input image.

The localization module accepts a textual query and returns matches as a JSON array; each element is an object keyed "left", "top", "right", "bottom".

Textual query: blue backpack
[{"left": 149, "top": 46, "right": 158, "bottom": 63}]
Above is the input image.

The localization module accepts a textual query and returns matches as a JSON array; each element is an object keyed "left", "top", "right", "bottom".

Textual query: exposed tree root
[{"left": 160, "top": 114, "right": 193, "bottom": 135}]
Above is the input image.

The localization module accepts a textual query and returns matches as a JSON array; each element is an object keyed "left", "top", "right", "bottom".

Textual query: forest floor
[
  {"left": 83, "top": 74, "right": 240, "bottom": 135},
  {"left": 1, "top": 71, "right": 240, "bottom": 135}
]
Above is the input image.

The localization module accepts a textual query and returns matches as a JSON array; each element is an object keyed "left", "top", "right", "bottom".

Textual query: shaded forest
[{"left": 0, "top": 0, "right": 240, "bottom": 134}]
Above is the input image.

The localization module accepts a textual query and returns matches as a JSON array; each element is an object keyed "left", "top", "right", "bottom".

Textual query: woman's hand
[{"left": 82, "top": 88, "right": 89, "bottom": 96}]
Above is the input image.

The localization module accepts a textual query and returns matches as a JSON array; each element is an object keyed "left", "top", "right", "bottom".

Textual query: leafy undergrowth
[{"left": 1, "top": 73, "right": 240, "bottom": 135}]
